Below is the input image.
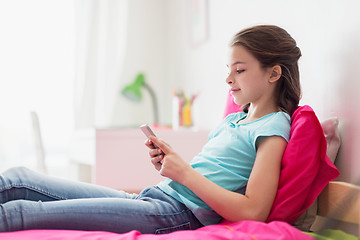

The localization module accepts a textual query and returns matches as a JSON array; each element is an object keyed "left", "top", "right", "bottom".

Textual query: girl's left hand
[{"left": 149, "top": 136, "right": 193, "bottom": 185}]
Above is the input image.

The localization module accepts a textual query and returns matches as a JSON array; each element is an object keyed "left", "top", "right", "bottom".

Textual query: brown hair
[{"left": 231, "top": 25, "right": 302, "bottom": 116}]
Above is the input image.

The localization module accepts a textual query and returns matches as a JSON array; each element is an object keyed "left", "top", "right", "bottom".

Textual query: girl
[{"left": 0, "top": 25, "right": 301, "bottom": 234}]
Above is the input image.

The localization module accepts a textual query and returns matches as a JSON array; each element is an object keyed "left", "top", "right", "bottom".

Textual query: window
[{"left": 0, "top": 0, "right": 75, "bottom": 177}]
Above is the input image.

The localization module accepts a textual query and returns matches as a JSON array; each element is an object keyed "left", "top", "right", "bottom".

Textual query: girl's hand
[
  {"left": 148, "top": 136, "right": 194, "bottom": 184},
  {"left": 144, "top": 138, "right": 164, "bottom": 171}
]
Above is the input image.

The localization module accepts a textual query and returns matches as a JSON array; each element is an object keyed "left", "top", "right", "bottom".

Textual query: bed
[
  {"left": 310, "top": 181, "right": 360, "bottom": 239},
  {"left": 0, "top": 182, "right": 358, "bottom": 240},
  {"left": 0, "top": 102, "right": 359, "bottom": 239}
]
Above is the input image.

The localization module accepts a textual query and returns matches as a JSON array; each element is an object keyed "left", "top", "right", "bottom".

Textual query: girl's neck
[{"left": 242, "top": 103, "right": 279, "bottom": 123}]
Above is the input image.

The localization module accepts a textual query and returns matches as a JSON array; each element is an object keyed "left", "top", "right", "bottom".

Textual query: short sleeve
[{"left": 252, "top": 112, "right": 291, "bottom": 147}]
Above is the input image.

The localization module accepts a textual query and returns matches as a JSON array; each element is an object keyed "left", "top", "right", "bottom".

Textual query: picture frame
[{"left": 188, "top": 0, "right": 209, "bottom": 47}]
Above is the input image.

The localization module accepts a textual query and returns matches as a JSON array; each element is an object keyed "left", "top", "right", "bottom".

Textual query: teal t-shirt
[{"left": 157, "top": 111, "right": 291, "bottom": 226}]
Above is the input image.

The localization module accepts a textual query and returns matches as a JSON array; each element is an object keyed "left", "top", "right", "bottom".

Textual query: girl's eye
[{"left": 236, "top": 69, "right": 244, "bottom": 74}]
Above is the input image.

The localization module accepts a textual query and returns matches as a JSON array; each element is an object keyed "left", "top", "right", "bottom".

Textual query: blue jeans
[{"left": 0, "top": 167, "right": 203, "bottom": 234}]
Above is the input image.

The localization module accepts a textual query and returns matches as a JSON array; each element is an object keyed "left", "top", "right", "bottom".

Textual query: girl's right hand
[
  {"left": 145, "top": 138, "right": 165, "bottom": 171},
  {"left": 148, "top": 136, "right": 194, "bottom": 185}
]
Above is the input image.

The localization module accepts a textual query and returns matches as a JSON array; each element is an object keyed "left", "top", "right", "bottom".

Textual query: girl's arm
[{"left": 148, "top": 135, "right": 287, "bottom": 222}]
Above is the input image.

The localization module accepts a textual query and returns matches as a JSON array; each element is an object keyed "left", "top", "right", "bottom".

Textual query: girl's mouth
[{"left": 231, "top": 88, "right": 241, "bottom": 92}]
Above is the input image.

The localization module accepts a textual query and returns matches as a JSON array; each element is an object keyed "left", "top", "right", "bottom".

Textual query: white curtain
[{"left": 74, "top": 0, "right": 129, "bottom": 129}]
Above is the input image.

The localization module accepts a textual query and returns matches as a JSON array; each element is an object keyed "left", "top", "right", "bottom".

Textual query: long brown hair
[{"left": 231, "top": 25, "right": 302, "bottom": 116}]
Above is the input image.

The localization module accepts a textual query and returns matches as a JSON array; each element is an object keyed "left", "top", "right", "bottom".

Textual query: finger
[
  {"left": 149, "top": 136, "right": 171, "bottom": 155},
  {"left": 151, "top": 155, "right": 164, "bottom": 170},
  {"left": 151, "top": 160, "right": 162, "bottom": 171},
  {"left": 151, "top": 154, "right": 163, "bottom": 164},
  {"left": 149, "top": 148, "right": 163, "bottom": 158},
  {"left": 144, "top": 139, "right": 156, "bottom": 149}
]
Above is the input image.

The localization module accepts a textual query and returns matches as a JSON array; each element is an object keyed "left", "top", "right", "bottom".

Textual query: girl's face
[{"left": 226, "top": 45, "right": 273, "bottom": 107}]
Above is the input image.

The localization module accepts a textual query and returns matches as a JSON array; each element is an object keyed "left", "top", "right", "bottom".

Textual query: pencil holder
[{"left": 172, "top": 91, "right": 198, "bottom": 129}]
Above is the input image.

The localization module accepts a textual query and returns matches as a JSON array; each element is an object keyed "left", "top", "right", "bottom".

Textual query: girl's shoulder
[
  {"left": 253, "top": 111, "right": 291, "bottom": 142},
  {"left": 256, "top": 111, "right": 291, "bottom": 130},
  {"left": 270, "top": 111, "right": 291, "bottom": 124}
]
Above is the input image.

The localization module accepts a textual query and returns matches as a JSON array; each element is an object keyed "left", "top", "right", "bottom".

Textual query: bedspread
[{"left": 0, "top": 220, "right": 314, "bottom": 240}]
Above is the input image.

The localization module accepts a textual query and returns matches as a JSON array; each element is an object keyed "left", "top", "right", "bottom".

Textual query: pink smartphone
[{"left": 140, "top": 124, "right": 159, "bottom": 148}]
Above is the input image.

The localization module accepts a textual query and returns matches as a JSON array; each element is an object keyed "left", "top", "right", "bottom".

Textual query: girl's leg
[
  {"left": 0, "top": 186, "right": 203, "bottom": 233},
  {"left": 0, "top": 167, "right": 136, "bottom": 203}
]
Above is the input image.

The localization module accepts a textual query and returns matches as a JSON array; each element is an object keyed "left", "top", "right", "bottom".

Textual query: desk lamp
[{"left": 121, "top": 73, "right": 159, "bottom": 125}]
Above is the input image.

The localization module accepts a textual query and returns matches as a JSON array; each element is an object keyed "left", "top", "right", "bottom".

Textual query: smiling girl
[{"left": 0, "top": 25, "right": 301, "bottom": 234}]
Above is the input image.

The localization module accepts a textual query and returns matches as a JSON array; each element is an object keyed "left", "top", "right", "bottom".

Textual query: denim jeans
[{"left": 0, "top": 167, "right": 203, "bottom": 234}]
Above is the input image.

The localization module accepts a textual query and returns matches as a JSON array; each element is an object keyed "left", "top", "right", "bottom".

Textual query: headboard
[{"left": 317, "top": 181, "right": 360, "bottom": 236}]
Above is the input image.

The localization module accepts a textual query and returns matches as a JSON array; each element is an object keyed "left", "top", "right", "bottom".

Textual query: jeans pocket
[{"left": 155, "top": 222, "right": 191, "bottom": 234}]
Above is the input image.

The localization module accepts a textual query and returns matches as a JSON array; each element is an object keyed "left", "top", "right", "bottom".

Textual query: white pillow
[{"left": 321, "top": 117, "right": 341, "bottom": 163}]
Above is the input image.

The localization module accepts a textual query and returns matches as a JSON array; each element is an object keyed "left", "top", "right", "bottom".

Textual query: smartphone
[{"left": 140, "top": 124, "right": 159, "bottom": 148}]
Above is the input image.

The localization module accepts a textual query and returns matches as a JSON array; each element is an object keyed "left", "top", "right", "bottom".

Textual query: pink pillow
[{"left": 266, "top": 105, "right": 339, "bottom": 223}]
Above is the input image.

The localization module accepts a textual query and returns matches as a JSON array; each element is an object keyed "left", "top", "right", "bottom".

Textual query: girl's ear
[{"left": 269, "top": 65, "right": 282, "bottom": 83}]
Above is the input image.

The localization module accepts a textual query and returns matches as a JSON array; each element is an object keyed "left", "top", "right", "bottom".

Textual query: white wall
[
  {"left": 163, "top": 0, "right": 360, "bottom": 184},
  {"left": 163, "top": 0, "right": 360, "bottom": 128},
  {"left": 112, "top": 0, "right": 167, "bottom": 127},
  {"left": 118, "top": 0, "right": 360, "bottom": 183}
]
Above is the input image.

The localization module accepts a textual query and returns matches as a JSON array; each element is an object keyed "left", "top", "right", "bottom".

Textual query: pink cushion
[
  {"left": 266, "top": 105, "right": 339, "bottom": 223},
  {"left": 223, "top": 90, "right": 242, "bottom": 117}
]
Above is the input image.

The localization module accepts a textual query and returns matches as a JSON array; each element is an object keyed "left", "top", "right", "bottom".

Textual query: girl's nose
[{"left": 226, "top": 73, "right": 233, "bottom": 85}]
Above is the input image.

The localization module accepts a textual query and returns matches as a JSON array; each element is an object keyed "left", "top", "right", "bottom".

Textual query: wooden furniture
[
  {"left": 317, "top": 181, "right": 360, "bottom": 236},
  {"left": 95, "top": 127, "right": 209, "bottom": 191}
]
